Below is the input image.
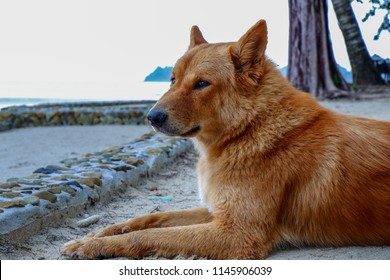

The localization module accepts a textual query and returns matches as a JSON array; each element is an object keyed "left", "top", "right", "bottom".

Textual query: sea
[{"left": 0, "top": 81, "right": 170, "bottom": 110}]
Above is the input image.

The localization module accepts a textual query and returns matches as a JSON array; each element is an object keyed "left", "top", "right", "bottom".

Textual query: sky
[{"left": 0, "top": 0, "right": 389, "bottom": 98}]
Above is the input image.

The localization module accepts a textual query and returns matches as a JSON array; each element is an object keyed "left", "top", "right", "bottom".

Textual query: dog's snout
[{"left": 147, "top": 109, "right": 168, "bottom": 128}]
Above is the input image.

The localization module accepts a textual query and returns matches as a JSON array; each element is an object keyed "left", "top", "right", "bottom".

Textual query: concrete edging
[{"left": 0, "top": 132, "right": 192, "bottom": 240}]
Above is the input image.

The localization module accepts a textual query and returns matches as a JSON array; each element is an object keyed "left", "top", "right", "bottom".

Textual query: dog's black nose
[{"left": 147, "top": 109, "right": 168, "bottom": 128}]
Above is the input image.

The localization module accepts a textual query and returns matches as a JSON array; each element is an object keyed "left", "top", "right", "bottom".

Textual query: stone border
[
  {"left": 0, "top": 131, "right": 192, "bottom": 239},
  {"left": 0, "top": 101, "right": 156, "bottom": 132}
]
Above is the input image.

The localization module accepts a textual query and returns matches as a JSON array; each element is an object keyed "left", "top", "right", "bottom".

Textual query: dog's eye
[
  {"left": 170, "top": 77, "right": 176, "bottom": 86},
  {"left": 193, "top": 80, "right": 211, "bottom": 90}
]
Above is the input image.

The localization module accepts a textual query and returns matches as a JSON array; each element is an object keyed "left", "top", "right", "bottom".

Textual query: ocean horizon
[{"left": 0, "top": 81, "right": 169, "bottom": 109}]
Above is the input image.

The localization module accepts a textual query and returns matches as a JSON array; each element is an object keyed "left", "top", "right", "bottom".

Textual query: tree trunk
[
  {"left": 331, "top": 0, "right": 384, "bottom": 85},
  {"left": 288, "top": 0, "right": 349, "bottom": 99}
]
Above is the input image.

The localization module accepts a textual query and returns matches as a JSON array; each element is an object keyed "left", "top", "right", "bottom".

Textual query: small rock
[
  {"left": 62, "top": 181, "right": 83, "bottom": 189},
  {"left": 110, "top": 156, "right": 123, "bottom": 161},
  {"left": 0, "top": 182, "right": 20, "bottom": 189},
  {"left": 0, "top": 201, "right": 22, "bottom": 208},
  {"left": 76, "top": 215, "right": 100, "bottom": 227},
  {"left": 66, "top": 112, "right": 77, "bottom": 125},
  {"left": 50, "top": 175, "right": 70, "bottom": 181},
  {"left": 33, "top": 166, "right": 62, "bottom": 174},
  {"left": 78, "top": 162, "right": 92, "bottom": 168},
  {"left": 22, "top": 196, "right": 40, "bottom": 206},
  {"left": 135, "top": 132, "right": 155, "bottom": 141},
  {"left": 145, "top": 148, "right": 165, "bottom": 155},
  {"left": 77, "top": 178, "right": 102, "bottom": 188},
  {"left": 11, "top": 186, "right": 40, "bottom": 191},
  {"left": 125, "top": 158, "right": 145, "bottom": 166},
  {"left": 97, "top": 165, "right": 112, "bottom": 170},
  {"left": 113, "top": 165, "right": 134, "bottom": 172},
  {"left": 33, "top": 191, "right": 57, "bottom": 203},
  {"left": 25, "top": 174, "right": 49, "bottom": 179},
  {"left": 47, "top": 187, "right": 62, "bottom": 194},
  {"left": 34, "top": 165, "right": 70, "bottom": 174},
  {"left": 46, "top": 165, "right": 70, "bottom": 171},
  {"left": 0, "top": 209, "right": 4, "bottom": 213},
  {"left": 0, "top": 111, "right": 12, "bottom": 121},
  {"left": 48, "top": 185, "right": 77, "bottom": 196},
  {"left": 84, "top": 153, "right": 95, "bottom": 158},
  {"left": 102, "top": 146, "right": 121, "bottom": 153},
  {"left": 80, "top": 172, "right": 102, "bottom": 179},
  {"left": 0, "top": 193, "right": 22, "bottom": 198},
  {"left": 6, "top": 178, "right": 20, "bottom": 183}
]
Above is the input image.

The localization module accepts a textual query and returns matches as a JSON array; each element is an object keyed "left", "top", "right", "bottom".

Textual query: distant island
[
  {"left": 144, "top": 66, "right": 173, "bottom": 82},
  {"left": 145, "top": 65, "right": 352, "bottom": 83}
]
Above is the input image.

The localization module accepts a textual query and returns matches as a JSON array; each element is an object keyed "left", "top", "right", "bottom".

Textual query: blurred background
[{"left": 0, "top": 0, "right": 389, "bottom": 107}]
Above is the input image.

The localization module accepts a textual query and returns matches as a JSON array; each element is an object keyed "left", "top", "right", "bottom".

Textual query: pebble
[
  {"left": 77, "top": 178, "right": 102, "bottom": 188},
  {"left": 0, "top": 201, "right": 24, "bottom": 208},
  {"left": 50, "top": 175, "right": 71, "bottom": 181},
  {"left": 0, "top": 111, "right": 12, "bottom": 121},
  {"left": 62, "top": 181, "right": 83, "bottom": 189},
  {"left": 125, "top": 158, "right": 145, "bottom": 166},
  {"left": 76, "top": 214, "right": 100, "bottom": 227},
  {"left": 47, "top": 185, "right": 77, "bottom": 196},
  {"left": 23, "top": 196, "right": 40, "bottom": 205},
  {"left": 80, "top": 172, "right": 102, "bottom": 179},
  {"left": 0, "top": 196, "right": 40, "bottom": 208},
  {"left": 33, "top": 191, "right": 57, "bottom": 203},
  {"left": 113, "top": 165, "right": 134, "bottom": 172},
  {"left": 102, "top": 146, "right": 121, "bottom": 153},
  {"left": 145, "top": 148, "right": 165, "bottom": 155},
  {"left": 33, "top": 165, "right": 70, "bottom": 175},
  {"left": 0, "top": 182, "right": 20, "bottom": 189},
  {"left": 0, "top": 193, "right": 22, "bottom": 198}
]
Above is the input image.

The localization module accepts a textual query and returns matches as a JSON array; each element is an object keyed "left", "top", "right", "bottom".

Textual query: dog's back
[{"left": 269, "top": 92, "right": 390, "bottom": 247}]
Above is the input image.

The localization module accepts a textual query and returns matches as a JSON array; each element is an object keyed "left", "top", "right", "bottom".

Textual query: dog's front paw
[
  {"left": 62, "top": 239, "right": 106, "bottom": 259},
  {"left": 86, "top": 223, "right": 131, "bottom": 238}
]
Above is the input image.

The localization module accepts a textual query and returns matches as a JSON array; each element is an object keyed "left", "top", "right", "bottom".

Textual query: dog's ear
[
  {"left": 189, "top": 25, "right": 208, "bottom": 49},
  {"left": 229, "top": 20, "right": 268, "bottom": 73}
]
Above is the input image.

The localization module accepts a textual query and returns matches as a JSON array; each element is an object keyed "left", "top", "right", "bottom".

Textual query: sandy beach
[
  {"left": 0, "top": 99, "right": 389, "bottom": 260},
  {"left": 0, "top": 125, "right": 152, "bottom": 183}
]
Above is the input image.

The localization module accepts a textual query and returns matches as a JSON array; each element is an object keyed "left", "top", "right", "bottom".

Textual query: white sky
[{"left": 0, "top": 0, "right": 389, "bottom": 88}]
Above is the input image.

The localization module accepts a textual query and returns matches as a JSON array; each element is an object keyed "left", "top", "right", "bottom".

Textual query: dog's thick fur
[{"left": 63, "top": 20, "right": 390, "bottom": 259}]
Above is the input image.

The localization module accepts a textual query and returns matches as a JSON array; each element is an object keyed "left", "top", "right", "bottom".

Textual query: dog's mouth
[
  {"left": 180, "top": 126, "right": 201, "bottom": 137},
  {"left": 151, "top": 125, "right": 201, "bottom": 138}
]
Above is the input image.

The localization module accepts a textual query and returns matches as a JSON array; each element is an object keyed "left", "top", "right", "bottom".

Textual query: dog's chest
[{"left": 197, "top": 157, "right": 215, "bottom": 211}]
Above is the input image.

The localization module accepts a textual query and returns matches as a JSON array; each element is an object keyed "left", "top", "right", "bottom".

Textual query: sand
[
  {"left": 0, "top": 125, "right": 152, "bottom": 183},
  {"left": 0, "top": 99, "right": 389, "bottom": 260}
]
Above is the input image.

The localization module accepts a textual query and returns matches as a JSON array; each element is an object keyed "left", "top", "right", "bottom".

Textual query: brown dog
[{"left": 62, "top": 20, "right": 390, "bottom": 259}]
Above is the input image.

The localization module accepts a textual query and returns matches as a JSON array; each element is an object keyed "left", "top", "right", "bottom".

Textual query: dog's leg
[
  {"left": 63, "top": 221, "right": 269, "bottom": 259},
  {"left": 85, "top": 207, "right": 211, "bottom": 238}
]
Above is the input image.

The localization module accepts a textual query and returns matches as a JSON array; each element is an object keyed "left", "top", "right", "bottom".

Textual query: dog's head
[{"left": 147, "top": 20, "right": 268, "bottom": 143}]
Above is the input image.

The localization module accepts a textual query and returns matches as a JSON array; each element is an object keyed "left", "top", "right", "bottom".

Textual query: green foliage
[{"left": 355, "top": 0, "right": 390, "bottom": 40}]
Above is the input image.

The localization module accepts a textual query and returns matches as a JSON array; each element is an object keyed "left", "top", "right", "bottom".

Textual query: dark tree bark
[
  {"left": 331, "top": 0, "right": 384, "bottom": 85},
  {"left": 288, "top": 0, "right": 349, "bottom": 99}
]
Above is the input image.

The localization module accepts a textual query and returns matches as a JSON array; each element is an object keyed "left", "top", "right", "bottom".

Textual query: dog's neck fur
[{"left": 193, "top": 58, "right": 324, "bottom": 161}]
